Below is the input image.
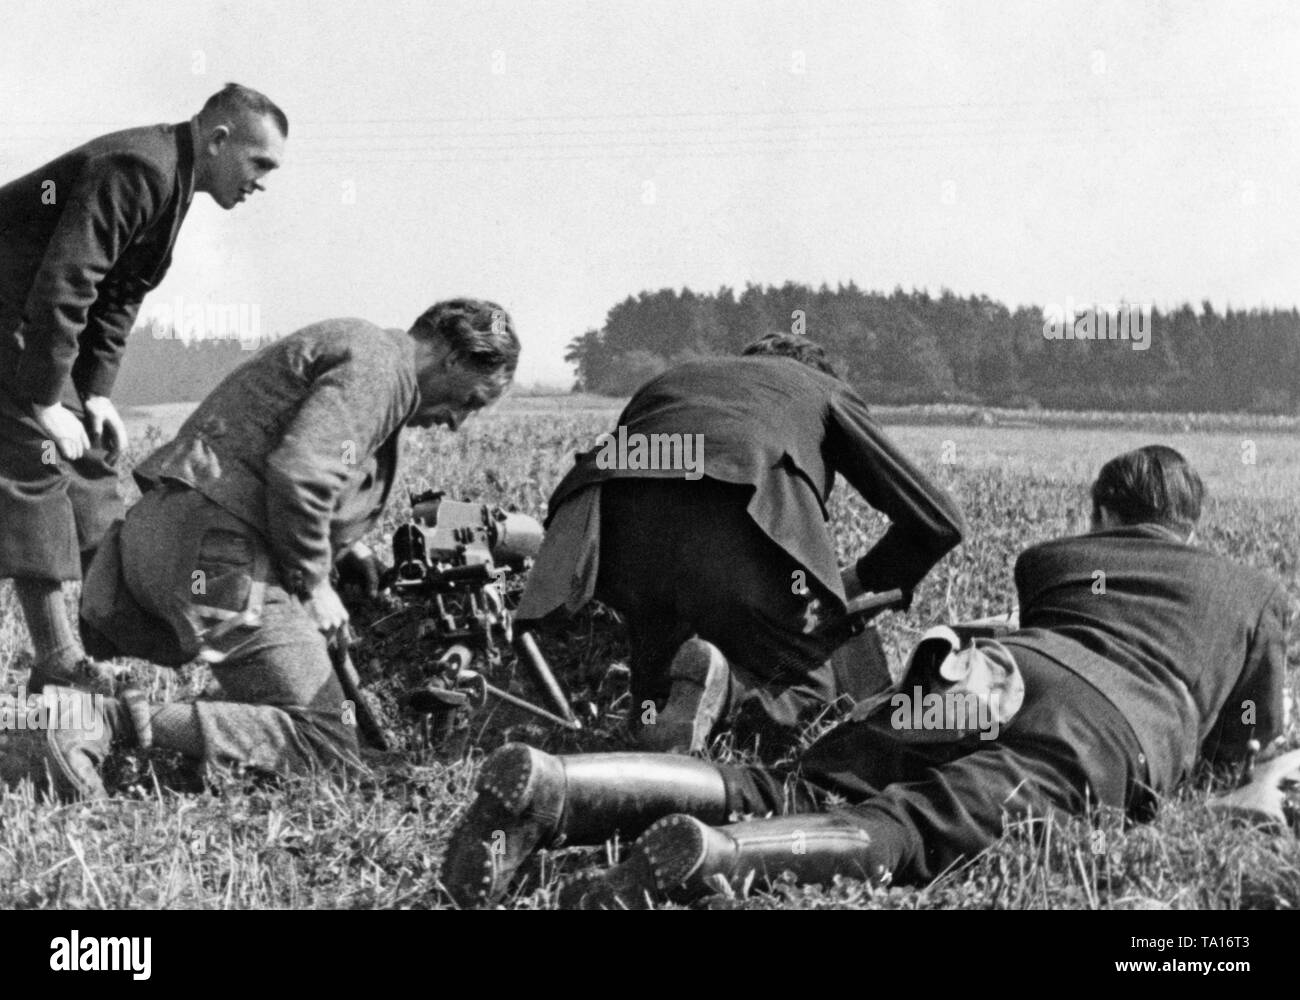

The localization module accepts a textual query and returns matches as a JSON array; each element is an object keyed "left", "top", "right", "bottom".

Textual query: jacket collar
[{"left": 178, "top": 117, "right": 199, "bottom": 209}]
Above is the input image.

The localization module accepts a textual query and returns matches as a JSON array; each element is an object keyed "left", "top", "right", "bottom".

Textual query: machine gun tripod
[{"left": 379, "top": 491, "right": 581, "bottom": 741}]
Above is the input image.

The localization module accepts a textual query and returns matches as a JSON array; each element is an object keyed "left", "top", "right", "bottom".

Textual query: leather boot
[
  {"left": 41, "top": 686, "right": 152, "bottom": 800},
  {"left": 27, "top": 657, "right": 120, "bottom": 697},
  {"left": 440, "top": 742, "right": 729, "bottom": 907},
  {"left": 566, "top": 811, "right": 889, "bottom": 909},
  {"left": 634, "top": 638, "right": 731, "bottom": 754}
]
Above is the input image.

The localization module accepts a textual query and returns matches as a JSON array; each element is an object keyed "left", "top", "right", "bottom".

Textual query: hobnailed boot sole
[
  {"left": 563, "top": 814, "right": 724, "bottom": 909},
  {"left": 441, "top": 743, "right": 566, "bottom": 908},
  {"left": 558, "top": 851, "right": 660, "bottom": 910},
  {"left": 638, "top": 814, "right": 736, "bottom": 901},
  {"left": 574, "top": 812, "right": 887, "bottom": 907},
  {"left": 446, "top": 745, "right": 733, "bottom": 908}
]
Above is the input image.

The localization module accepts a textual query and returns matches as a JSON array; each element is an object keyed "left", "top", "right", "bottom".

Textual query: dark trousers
[
  {"left": 0, "top": 386, "right": 123, "bottom": 582},
  {"left": 718, "top": 646, "right": 1151, "bottom": 884},
  {"left": 594, "top": 477, "right": 889, "bottom": 751}
]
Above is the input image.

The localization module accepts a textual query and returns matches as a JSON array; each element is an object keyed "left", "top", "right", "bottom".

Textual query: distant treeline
[
  {"left": 564, "top": 284, "right": 1300, "bottom": 413},
  {"left": 114, "top": 321, "right": 272, "bottom": 406}
]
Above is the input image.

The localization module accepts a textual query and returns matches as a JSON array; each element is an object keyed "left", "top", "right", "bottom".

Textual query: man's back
[
  {"left": 554, "top": 356, "right": 847, "bottom": 502},
  {"left": 0, "top": 122, "right": 191, "bottom": 307},
  {"left": 549, "top": 355, "right": 963, "bottom": 603},
  {"left": 1004, "top": 524, "right": 1288, "bottom": 791},
  {"left": 134, "top": 319, "right": 418, "bottom": 594},
  {"left": 0, "top": 122, "right": 196, "bottom": 404}
]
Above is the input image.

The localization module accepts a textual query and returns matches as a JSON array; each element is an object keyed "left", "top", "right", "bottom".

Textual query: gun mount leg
[{"left": 514, "top": 631, "right": 578, "bottom": 725}]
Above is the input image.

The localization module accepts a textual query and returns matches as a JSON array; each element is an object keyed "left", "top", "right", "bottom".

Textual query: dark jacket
[
  {"left": 1001, "top": 524, "right": 1288, "bottom": 795},
  {"left": 0, "top": 120, "right": 197, "bottom": 405},
  {"left": 132, "top": 320, "right": 421, "bottom": 596},
  {"left": 547, "top": 356, "right": 965, "bottom": 607}
]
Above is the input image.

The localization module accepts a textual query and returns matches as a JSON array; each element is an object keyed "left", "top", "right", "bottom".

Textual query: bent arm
[
  {"left": 1200, "top": 586, "right": 1289, "bottom": 769},
  {"left": 828, "top": 388, "right": 965, "bottom": 594},
  {"left": 264, "top": 344, "right": 413, "bottom": 595},
  {"left": 14, "top": 155, "right": 162, "bottom": 405}
]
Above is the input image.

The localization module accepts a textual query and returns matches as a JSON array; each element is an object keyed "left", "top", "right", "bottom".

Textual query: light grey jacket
[{"left": 133, "top": 319, "right": 420, "bottom": 595}]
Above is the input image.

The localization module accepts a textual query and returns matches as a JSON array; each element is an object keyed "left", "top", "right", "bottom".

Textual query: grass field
[{"left": 0, "top": 394, "right": 1297, "bottom": 910}]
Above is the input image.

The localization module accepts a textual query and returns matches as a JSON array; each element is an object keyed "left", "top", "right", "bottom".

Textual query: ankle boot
[
  {"left": 27, "top": 657, "right": 120, "bottom": 697},
  {"left": 567, "top": 812, "right": 889, "bottom": 909},
  {"left": 41, "top": 686, "right": 151, "bottom": 800},
  {"left": 440, "top": 742, "right": 730, "bottom": 907},
  {"left": 634, "top": 638, "right": 731, "bottom": 754}
]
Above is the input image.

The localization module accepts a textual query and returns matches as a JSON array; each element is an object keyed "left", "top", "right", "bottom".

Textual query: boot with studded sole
[
  {"left": 440, "top": 742, "right": 730, "bottom": 907},
  {"left": 634, "top": 637, "right": 732, "bottom": 754},
  {"left": 565, "top": 812, "right": 889, "bottom": 908}
]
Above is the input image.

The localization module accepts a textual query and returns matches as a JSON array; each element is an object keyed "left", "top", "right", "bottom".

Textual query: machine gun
[{"left": 379, "top": 491, "right": 581, "bottom": 738}]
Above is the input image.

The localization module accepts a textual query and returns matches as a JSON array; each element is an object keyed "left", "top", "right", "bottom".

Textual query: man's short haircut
[
  {"left": 1091, "top": 445, "right": 1204, "bottom": 535},
  {"left": 410, "top": 298, "right": 520, "bottom": 394},
  {"left": 200, "top": 83, "right": 289, "bottom": 138},
  {"left": 741, "top": 333, "right": 839, "bottom": 377}
]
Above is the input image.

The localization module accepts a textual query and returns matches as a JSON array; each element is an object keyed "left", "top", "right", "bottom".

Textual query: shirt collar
[{"left": 1089, "top": 522, "right": 1191, "bottom": 544}]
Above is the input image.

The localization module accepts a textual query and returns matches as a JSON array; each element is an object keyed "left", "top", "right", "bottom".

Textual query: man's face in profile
[{"left": 204, "top": 113, "right": 285, "bottom": 210}]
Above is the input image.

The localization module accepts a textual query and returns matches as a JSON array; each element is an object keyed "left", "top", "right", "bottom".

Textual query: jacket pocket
[
  {"left": 193, "top": 528, "right": 256, "bottom": 615},
  {"left": 79, "top": 519, "right": 193, "bottom": 667}
]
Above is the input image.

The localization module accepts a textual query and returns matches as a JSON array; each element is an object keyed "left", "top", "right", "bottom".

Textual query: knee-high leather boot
[
  {"left": 565, "top": 811, "right": 890, "bottom": 909},
  {"left": 440, "top": 742, "right": 730, "bottom": 907}
]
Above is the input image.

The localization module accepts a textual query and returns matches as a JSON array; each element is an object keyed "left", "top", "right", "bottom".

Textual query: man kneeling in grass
[
  {"left": 20, "top": 299, "right": 518, "bottom": 799},
  {"left": 442, "top": 445, "right": 1296, "bottom": 908}
]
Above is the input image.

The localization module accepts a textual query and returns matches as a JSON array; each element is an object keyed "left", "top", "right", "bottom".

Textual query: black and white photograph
[{"left": 0, "top": 0, "right": 1296, "bottom": 974}]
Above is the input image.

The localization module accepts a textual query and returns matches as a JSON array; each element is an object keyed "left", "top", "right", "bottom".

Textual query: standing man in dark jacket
[
  {"left": 39, "top": 299, "right": 519, "bottom": 798},
  {"left": 0, "top": 83, "right": 287, "bottom": 695},
  {"left": 518, "top": 334, "right": 964, "bottom": 756},
  {"left": 443, "top": 445, "right": 1292, "bottom": 908}
]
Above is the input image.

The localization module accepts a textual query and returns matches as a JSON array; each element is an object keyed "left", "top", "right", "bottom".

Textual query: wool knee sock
[
  {"left": 13, "top": 577, "right": 81, "bottom": 673},
  {"left": 149, "top": 703, "right": 206, "bottom": 759}
]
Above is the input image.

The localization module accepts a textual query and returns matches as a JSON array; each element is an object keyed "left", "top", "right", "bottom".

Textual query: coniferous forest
[
  {"left": 564, "top": 284, "right": 1300, "bottom": 414},
  {"left": 112, "top": 319, "right": 274, "bottom": 407},
  {"left": 114, "top": 287, "right": 1300, "bottom": 414}
]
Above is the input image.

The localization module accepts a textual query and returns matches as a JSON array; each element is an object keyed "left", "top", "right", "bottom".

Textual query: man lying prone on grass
[{"left": 441, "top": 445, "right": 1297, "bottom": 908}]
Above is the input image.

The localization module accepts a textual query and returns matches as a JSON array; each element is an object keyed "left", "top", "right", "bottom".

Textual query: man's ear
[
  {"left": 439, "top": 349, "right": 472, "bottom": 375},
  {"left": 204, "top": 124, "right": 232, "bottom": 154}
]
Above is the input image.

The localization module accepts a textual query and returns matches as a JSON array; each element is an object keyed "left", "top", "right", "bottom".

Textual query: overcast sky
[{"left": 2, "top": 0, "right": 1297, "bottom": 385}]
